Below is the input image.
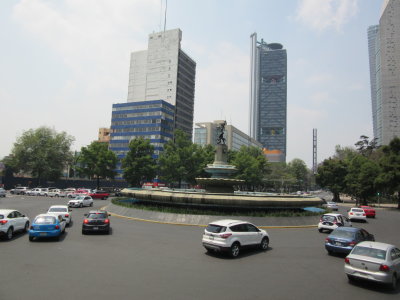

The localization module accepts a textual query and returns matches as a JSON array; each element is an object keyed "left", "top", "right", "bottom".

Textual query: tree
[
  {"left": 264, "top": 162, "right": 296, "bottom": 193},
  {"left": 376, "top": 137, "right": 400, "bottom": 209},
  {"left": 229, "top": 146, "right": 269, "bottom": 188},
  {"left": 345, "top": 154, "right": 380, "bottom": 205},
  {"left": 158, "top": 130, "right": 214, "bottom": 187},
  {"left": 122, "top": 138, "right": 157, "bottom": 187},
  {"left": 316, "top": 158, "right": 348, "bottom": 202},
  {"left": 287, "top": 158, "right": 309, "bottom": 191},
  {"left": 355, "top": 135, "right": 378, "bottom": 157},
  {"left": 78, "top": 142, "right": 117, "bottom": 189},
  {"left": 8, "top": 127, "right": 74, "bottom": 184}
]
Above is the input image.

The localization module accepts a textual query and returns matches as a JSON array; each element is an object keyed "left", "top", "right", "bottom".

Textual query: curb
[{"left": 101, "top": 205, "right": 318, "bottom": 229}]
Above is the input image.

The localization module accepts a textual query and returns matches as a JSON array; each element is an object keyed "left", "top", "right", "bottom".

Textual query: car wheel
[
  {"left": 90, "top": 202, "right": 93, "bottom": 207},
  {"left": 389, "top": 274, "right": 397, "bottom": 290},
  {"left": 327, "top": 250, "right": 333, "bottom": 255},
  {"left": 6, "top": 227, "right": 13, "bottom": 240},
  {"left": 318, "top": 228, "right": 323, "bottom": 233},
  {"left": 23, "top": 221, "right": 30, "bottom": 233},
  {"left": 82, "top": 229, "right": 86, "bottom": 235},
  {"left": 29, "top": 236, "right": 34, "bottom": 242},
  {"left": 230, "top": 242, "right": 240, "bottom": 258},
  {"left": 79, "top": 203, "right": 83, "bottom": 208},
  {"left": 260, "top": 237, "right": 269, "bottom": 250}
]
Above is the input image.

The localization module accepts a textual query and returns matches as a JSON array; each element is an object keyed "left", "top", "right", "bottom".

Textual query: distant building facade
[
  {"left": 249, "top": 33, "right": 287, "bottom": 162},
  {"left": 98, "top": 128, "right": 111, "bottom": 143},
  {"left": 194, "top": 120, "right": 262, "bottom": 151},
  {"left": 109, "top": 100, "right": 175, "bottom": 177},
  {"left": 127, "top": 28, "right": 196, "bottom": 139},
  {"left": 368, "top": 0, "right": 400, "bottom": 146}
]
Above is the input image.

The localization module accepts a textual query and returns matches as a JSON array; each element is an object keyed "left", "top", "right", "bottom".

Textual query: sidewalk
[{"left": 103, "top": 203, "right": 321, "bottom": 228}]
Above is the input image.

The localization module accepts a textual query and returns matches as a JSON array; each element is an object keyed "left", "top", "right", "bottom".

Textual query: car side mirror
[
  {"left": 84, "top": 213, "right": 88, "bottom": 217},
  {"left": 22, "top": 214, "right": 25, "bottom": 217}
]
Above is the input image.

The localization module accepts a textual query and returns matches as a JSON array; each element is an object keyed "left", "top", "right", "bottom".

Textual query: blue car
[
  {"left": 325, "top": 227, "right": 375, "bottom": 255},
  {"left": 29, "top": 214, "right": 66, "bottom": 241}
]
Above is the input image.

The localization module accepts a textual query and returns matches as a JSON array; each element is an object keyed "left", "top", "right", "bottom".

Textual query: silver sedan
[{"left": 344, "top": 241, "right": 400, "bottom": 290}]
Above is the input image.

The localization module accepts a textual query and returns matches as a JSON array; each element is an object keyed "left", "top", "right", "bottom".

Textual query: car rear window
[
  {"left": 321, "top": 215, "right": 336, "bottom": 222},
  {"left": 87, "top": 213, "right": 107, "bottom": 219},
  {"left": 48, "top": 207, "right": 67, "bottom": 212},
  {"left": 352, "top": 246, "right": 386, "bottom": 260},
  {"left": 352, "top": 208, "right": 364, "bottom": 212},
  {"left": 330, "top": 230, "right": 355, "bottom": 239},
  {"left": 34, "top": 216, "right": 56, "bottom": 224},
  {"left": 206, "top": 224, "right": 226, "bottom": 233},
  {"left": 0, "top": 215, "right": 4, "bottom": 220}
]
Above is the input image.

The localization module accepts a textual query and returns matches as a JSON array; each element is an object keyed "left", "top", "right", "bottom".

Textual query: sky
[{"left": 0, "top": 0, "right": 384, "bottom": 168}]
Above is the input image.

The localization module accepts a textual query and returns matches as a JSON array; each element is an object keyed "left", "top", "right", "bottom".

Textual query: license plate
[
  {"left": 335, "top": 242, "right": 341, "bottom": 246},
  {"left": 209, "top": 236, "right": 214, "bottom": 240},
  {"left": 93, "top": 227, "right": 98, "bottom": 230},
  {"left": 40, "top": 233, "right": 47, "bottom": 236}
]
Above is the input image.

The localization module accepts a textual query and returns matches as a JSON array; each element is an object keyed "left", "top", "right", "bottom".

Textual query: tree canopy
[
  {"left": 78, "top": 141, "right": 117, "bottom": 189},
  {"left": 8, "top": 126, "right": 74, "bottom": 184},
  {"left": 122, "top": 138, "right": 157, "bottom": 187}
]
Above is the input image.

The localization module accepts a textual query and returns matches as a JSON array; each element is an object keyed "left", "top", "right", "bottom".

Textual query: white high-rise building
[
  {"left": 127, "top": 29, "right": 196, "bottom": 138},
  {"left": 368, "top": 0, "right": 400, "bottom": 146}
]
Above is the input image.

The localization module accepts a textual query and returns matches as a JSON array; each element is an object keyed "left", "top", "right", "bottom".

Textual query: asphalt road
[{"left": 1, "top": 195, "right": 400, "bottom": 300}]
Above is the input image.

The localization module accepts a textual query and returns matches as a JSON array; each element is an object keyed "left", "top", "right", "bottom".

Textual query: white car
[
  {"left": 68, "top": 196, "right": 94, "bottom": 208},
  {"left": 26, "top": 188, "right": 43, "bottom": 196},
  {"left": 324, "top": 201, "right": 339, "bottom": 211},
  {"left": 40, "top": 188, "right": 49, "bottom": 196},
  {"left": 202, "top": 219, "right": 270, "bottom": 258},
  {"left": 0, "top": 188, "right": 6, "bottom": 197},
  {"left": 47, "top": 205, "right": 72, "bottom": 226},
  {"left": 348, "top": 207, "right": 367, "bottom": 222},
  {"left": 47, "top": 189, "right": 62, "bottom": 197},
  {"left": 11, "top": 187, "right": 29, "bottom": 195},
  {"left": 345, "top": 241, "right": 400, "bottom": 290},
  {"left": 0, "top": 209, "right": 30, "bottom": 240},
  {"left": 318, "top": 213, "right": 352, "bottom": 233}
]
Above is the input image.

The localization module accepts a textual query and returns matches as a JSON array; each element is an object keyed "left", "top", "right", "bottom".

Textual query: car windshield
[
  {"left": 330, "top": 230, "right": 355, "bottom": 239},
  {"left": 34, "top": 216, "right": 56, "bottom": 224},
  {"left": 87, "top": 213, "right": 107, "bottom": 219},
  {"left": 321, "top": 215, "right": 336, "bottom": 222},
  {"left": 352, "top": 246, "right": 386, "bottom": 260},
  {"left": 0, "top": 215, "right": 4, "bottom": 219},
  {"left": 48, "top": 207, "right": 67, "bottom": 212},
  {"left": 206, "top": 224, "right": 226, "bottom": 233},
  {"left": 352, "top": 209, "right": 364, "bottom": 212},
  {"left": 75, "top": 196, "right": 85, "bottom": 200}
]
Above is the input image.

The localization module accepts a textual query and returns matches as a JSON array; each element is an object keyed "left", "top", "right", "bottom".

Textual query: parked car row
[
  {"left": 8, "top": 187, "right": 111, "bottom": 200},
  {"left": 0, "top": 206, "right": 111, "bottom": 241},
  {"left": 318, "top": 203, "right": 399, "bottom": 290}
]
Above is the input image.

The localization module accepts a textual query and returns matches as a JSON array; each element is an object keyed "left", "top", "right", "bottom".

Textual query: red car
[
  {"left": 89, "top": 190, "right": 110, "bottom": 200},
  {"left": 360, "top": 206, "right": 376, "bottom": 218}
]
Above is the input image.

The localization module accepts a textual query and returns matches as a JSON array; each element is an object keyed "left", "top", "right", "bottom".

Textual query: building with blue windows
[
  {"left": 249, "top": 33, "right": 287, "bottom": 162},
  {"left": 109, "top": 100, "right": 175, "bottom": 177}
]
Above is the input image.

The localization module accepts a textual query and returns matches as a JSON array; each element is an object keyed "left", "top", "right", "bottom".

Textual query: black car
[{"left": 82, "top": 210, "right": 110, "bottom": 234}]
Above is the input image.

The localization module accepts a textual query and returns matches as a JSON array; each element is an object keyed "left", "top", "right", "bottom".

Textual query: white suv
[
  {"left": 202, "top": 219, "right": 270, "bottom": 258},
  {"left": 68, "top": 196, "right": 93, "bottom": 208},
  {"left": 0, "top": 209, "right": 30, "bottom": 240}
]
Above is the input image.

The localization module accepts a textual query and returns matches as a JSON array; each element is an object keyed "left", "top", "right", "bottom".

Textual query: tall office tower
[
  {"left": 127, "top": 28, "right": 196, "bottom": 138},
  {"left": 368, "top": 0, "right": 400, "bottom": 146},
  {"left": 368, "top": 25, "right": 380, "bottom": 143},
  {"left": 249, "top": 33, "right": 287, "bottom": 162}
]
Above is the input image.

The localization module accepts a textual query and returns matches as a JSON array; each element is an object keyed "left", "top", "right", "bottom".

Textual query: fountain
[{"left": 121, "top": 121, "right": 322, "bottom": 209}]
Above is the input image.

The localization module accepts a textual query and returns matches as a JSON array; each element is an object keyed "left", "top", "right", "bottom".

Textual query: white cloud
[{"left": 295, "top": 0, "right": 359, "bottom": 32}]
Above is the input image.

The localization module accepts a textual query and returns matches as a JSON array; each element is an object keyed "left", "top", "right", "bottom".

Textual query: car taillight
[
  {"left": 220, "top": 233, "right": 232, "bottom": 239},
  {"left": 325, "top": 238, "right": 330, "bottom": 243},
  {"left": 349, "top": 212, "right": 353, "bottom": 215},
  {"left": 55, "top": 225, "right": 60, "bottom": 229},
  {"left": 349, "top": 241, "right": 356, "bottom": 247},
  {"left": 83, "top": 219, "right": 89, "bottom": 224},
  {"left": 104, "top": 219, "right": 110, "bottom": 224},
  {"left": 65, "top": 214, "right": 69, "bottom": 217},
  {"left": 379, "top": 264, "right": 390, "bottom": 272},
  {"left": 345, "top": 257, "right": 350, "bottom": 264},
  {"left": 0, "top": 220, "right": 8, "bottom": 225},
  {"left": 363, "top": 214, "right": 366, "bottom": 216}
]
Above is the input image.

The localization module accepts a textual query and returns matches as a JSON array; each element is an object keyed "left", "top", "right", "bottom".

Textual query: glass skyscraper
[{"left": 249, "top": 33, "right": 287, "bottom": 162}]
